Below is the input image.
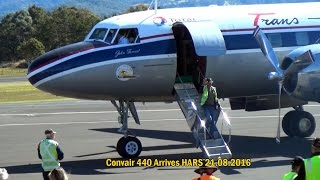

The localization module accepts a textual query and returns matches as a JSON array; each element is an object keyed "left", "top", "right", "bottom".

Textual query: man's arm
[
  {"left": 37, "top": 143, "right": 42, "bottom": 159},
  {"left": 56, "top": 145, "right": 64, "bottom": 160}
]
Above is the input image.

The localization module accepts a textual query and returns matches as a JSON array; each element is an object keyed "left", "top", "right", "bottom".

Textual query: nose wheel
[
  {"left": 117, "top": 136, "right": 142, "bottom": 158},
  {"left": 111, "top": 100, "right": 143, "bottom": 158}
]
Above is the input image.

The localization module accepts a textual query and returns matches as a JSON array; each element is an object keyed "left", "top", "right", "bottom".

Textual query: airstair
[{"left": 174, "top": 76, "right": 232, "bottom": 160}]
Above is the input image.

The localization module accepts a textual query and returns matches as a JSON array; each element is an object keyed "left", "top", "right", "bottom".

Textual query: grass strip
[
  {"left": 0, "top": 82, "right": 70, "bottom": 103},
  {"left": 0, "top": 68, "right": 27, "bottom": 77}
]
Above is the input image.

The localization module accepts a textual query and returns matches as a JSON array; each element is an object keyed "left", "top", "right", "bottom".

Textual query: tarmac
[{"left": 0, "top": 99, "right": 319, "bottom": 180}]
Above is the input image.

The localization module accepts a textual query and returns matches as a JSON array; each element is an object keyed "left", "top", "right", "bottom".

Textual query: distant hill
[{"left": 0, "top": 0, "right": 318, "bottom": 18}]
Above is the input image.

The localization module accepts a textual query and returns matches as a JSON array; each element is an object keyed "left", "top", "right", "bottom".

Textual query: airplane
[{"left": 27, "top": 1, "right": 320, "bottom": 159}]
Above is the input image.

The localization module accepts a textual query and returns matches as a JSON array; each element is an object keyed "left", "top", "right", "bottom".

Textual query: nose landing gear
[{"left": 111, "top": 100, "right": 142, "bottom": 158}]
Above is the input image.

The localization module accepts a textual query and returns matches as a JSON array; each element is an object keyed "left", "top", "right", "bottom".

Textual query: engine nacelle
[{"left": 281, "top": 44, "right": 320, "bottom": 102}]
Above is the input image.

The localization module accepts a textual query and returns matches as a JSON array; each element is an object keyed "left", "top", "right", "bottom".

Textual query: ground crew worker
[
  {"left": 200, "top": 78, "right": 220, "bottom": 135},
  {"left": 282, "top": 156, "right": 304, "bottom": 180},
  {"left": 37, "top": 129, "right": 64, "bottom": 180},
  {"left": 297, "top": 137, "right": 320, "bottom": 180},
  {"left": 192, "top": 165, "right": 220, "bottom": 180}
]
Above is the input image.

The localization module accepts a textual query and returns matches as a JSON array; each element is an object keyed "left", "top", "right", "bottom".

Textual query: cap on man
[{"left": 37, "top": 129, "right": 64, "bottom": 180}]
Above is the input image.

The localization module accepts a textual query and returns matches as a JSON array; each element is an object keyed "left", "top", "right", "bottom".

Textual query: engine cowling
[{"left": 281, "top": 44, "right": 320, "bottom": 102}]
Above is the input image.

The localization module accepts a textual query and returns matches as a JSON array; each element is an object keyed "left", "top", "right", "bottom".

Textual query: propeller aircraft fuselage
[{"left": 27, "top": 2, "right": 320, "bottom": 158}]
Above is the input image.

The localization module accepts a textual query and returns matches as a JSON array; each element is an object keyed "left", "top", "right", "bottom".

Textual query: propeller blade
[
  {"left": 276, "top": 81, "right": 282, "bottom": 144},
  {"left": 253, "top": 26, "right": 283, "bottom": 77},
  {"left": 284, "top": 50, "right": 314, "bottom": 76}
]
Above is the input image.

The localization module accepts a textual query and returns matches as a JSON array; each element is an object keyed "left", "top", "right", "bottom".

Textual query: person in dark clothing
[
  {"left": 283, "top": 156, "right": 304, "bottom": 180},
  {"left": 37, "top": 129, "right": 64, "bottom": 180}
]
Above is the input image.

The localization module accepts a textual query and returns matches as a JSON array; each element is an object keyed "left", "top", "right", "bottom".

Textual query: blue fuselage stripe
[
  {"left": 29, "top": 29, "right": 320, "bottom": 85},
  {"left": 29, "top": 39, "right": 177, "bottom": 85}
]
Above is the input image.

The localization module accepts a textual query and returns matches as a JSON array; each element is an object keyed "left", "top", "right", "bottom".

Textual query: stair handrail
[
  {"left": 176, "top": 73, "right": 212, "bottom": 143},
  {"left": 219, "top": 104, "right": 232, "bottom": 145}
]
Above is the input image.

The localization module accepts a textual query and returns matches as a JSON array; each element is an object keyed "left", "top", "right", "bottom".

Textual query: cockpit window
[
  {"left": 89, "top": 28, "right": 108, "bottom": 40},
  {"left": 114, "top": 28, "right": 140, "bottom": 44},
  {"left": 105, "top": 29, "right": 118, "bottom": 44},
  {"left": 88, "top": 27, "right": 140, "bottom": 45}
]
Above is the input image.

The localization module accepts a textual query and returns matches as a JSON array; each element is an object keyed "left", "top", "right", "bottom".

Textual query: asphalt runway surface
[{"left": 0, "top": 99, "right": 319, "bottom": 180}]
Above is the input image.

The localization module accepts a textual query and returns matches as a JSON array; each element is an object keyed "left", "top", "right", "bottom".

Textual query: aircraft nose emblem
[{"left": 116, "top": 64, "right": 138, "bottom": 81}]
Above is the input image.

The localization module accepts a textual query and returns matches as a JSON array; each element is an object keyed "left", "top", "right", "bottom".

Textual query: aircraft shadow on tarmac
[{"left": 4, "top": 128, "right": 314, "bottom": 176}]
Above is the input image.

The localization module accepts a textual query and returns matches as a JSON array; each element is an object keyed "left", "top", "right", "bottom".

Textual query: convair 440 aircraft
[{"left": 27, "top": 2, "right": 320, "bottom": 159}]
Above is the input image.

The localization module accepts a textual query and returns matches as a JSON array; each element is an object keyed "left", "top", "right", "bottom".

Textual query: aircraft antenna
[{"left": 155, "top": 0, "right": 158, "bottom": 14}]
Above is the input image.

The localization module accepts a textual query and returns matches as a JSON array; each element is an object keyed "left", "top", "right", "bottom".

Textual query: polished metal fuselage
[{"left": 28, "top": 3, "right": 320, "bottom": 103}]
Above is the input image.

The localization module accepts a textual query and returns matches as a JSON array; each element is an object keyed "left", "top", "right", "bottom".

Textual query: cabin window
[
  {"left": 296, "top": 32, "right": 309, "bottom": 46},
  {"left": 267, "top": 33, "right": 282, "bottom": 47},
  {"left": 114, "top": 28, "right": 140, "bottom": 44},
  {"left": 89, "top": 28, "right": 108, "bottom": 40},
  {"left": 308, "top": 31, "right": 320, "bottom": 43}
]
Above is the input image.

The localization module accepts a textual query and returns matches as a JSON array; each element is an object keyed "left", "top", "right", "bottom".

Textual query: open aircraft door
[
  {"left": 172, "top": 21, "right": 226, "bottom": 90},
  {"left": 173, "top": 21, "right": 226, "bottom": 57}
]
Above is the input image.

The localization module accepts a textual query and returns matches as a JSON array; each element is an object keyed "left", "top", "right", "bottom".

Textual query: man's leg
[
  {"left": 208, "top": 105, "right": 218, "bottom": 136},
  {"left": 42, "top": 171, "right": 50, "bottom": 180},
  {"left": 204, "top": 106, "right": 212, "bottom": 126},
  {"left": 209, "top": 106, "right": 217, "bottom": 124}
]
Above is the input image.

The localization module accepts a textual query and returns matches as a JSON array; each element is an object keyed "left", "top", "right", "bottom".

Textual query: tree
[
  {"left": 49, "top": 6, "right": 101, "bottom": 49},
  {"left": 0, "top": 10, "right": 34, "bottom": 62},
  {"left": 125, "top": 4, "right": 149, "bottom": 13},
  {"left": 17, "top": 38, "right": 45, "bottom": 64},
  {"left": 28, "top": 5, "right": 52, "bottom": 51}
]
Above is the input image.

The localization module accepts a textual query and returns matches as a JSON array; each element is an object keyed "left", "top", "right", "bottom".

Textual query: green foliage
[
  {"left": 17, "top": 38, "right": 45, "bottom": 64},
  {"left": 49, "top": 6, "right": 100, "bottom": 48},
  {"left": 126, "top": 4, "right": 149, "bottom": 13},
  {"left": 0, "top": 10, "right": 34, "bottom": 62},
  {"left": 0, "top": 5, "right": 101, "bottom": 64}
]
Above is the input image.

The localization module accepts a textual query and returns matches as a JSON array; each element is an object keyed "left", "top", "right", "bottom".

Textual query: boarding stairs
[{"left": 174, "top": 77, "right": 232, "bottom": 160}]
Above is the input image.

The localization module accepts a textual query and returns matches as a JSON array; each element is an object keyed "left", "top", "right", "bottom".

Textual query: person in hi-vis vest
[
  {"left": 192, "top": 165, "right": 220, "bottom": 180},
  {"left": 37, "top": 129, "right": 64, "bottom": 180},
  {"left": 200, "top": 77, "right": 220, "bottom": 135},
  {"left": 296, "top": 138, "right": 320, "bottom": 180},
  {"left": 282, "top": 156, "right": 303, "bottom": 180}
]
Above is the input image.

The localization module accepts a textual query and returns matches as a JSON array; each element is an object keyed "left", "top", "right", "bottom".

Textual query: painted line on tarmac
[
  {"left": 0, "top": 118, "right": 185, "bottom": 127},
  {"left": 0, "top": 109, "right": 182, "bottom": 116},
  {"left": 2, "top": 113, "right": 320, "bottom": 127}
]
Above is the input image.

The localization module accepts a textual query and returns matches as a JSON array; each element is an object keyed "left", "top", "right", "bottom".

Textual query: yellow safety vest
[
  {"left": 200, "top": 86, "right": 217, "bottom": 106},
  {"left": 282, "top": 171, "right": 297, "bottom": 180},
  {"left": 39, "top": 139, "right": 60, "bottom": 172},
  {"left": 304, "top": 155, "right": 320, "bottom": 180}
]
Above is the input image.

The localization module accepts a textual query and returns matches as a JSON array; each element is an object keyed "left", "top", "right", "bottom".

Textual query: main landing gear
[
  {"left": 282, "top": 106, "right": 316, "bottom": 137},
  {"left": 111, "top": 100, "right": 142, "bottom": 158}
]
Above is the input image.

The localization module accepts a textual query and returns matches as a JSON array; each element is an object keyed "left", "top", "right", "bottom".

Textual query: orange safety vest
[{"left": 192, "top": 175, "right": 220, "bottom": 180}]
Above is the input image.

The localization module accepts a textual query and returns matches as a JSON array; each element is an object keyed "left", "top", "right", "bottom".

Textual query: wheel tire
[
  {"left": 119, "top": 136, "right": 142, "bottom": 158},
  {"left": 116, "top": 137, "right": 126, "bottom": 157},
  {"left": 291, "top": 111, "right": 316, "bottom": 137},
  {"left": 282, "top": 111, "right": 295, "bottom": 137}
]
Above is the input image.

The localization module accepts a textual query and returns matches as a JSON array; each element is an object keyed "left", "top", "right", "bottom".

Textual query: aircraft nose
[{"left": 27, "top": 41, "right": 96, "bottom": 86}]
